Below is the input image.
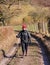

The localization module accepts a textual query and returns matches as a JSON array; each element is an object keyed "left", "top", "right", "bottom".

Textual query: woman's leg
[
  {"left": 25, "top": 43, "right": 28, "bottom": 56},
  {"left": 21, "top": 43, "right": 25, "bottom": 56}
]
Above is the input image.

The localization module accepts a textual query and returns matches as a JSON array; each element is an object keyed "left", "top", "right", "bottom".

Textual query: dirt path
[
  {"left": 9, "top": 39, "right": 45, "bottom": 65},
  {"left": 17, "top": 49, "right": 33, "bottom": 65}
]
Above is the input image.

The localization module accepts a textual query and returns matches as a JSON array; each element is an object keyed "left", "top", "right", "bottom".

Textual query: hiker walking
[{"left": 16, "top": 24, "right": 31, "bottom": 56}]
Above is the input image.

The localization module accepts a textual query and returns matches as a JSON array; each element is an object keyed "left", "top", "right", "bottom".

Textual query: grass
[
  {"left": 0, "top": 27, "right": 16, "bottom": 60},
  {"left": 12, "top": 24, "right": 39, "bottom": 32}
]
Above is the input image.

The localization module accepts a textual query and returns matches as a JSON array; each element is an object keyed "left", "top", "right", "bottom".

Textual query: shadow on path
[{"left": 31, "top": 34, "right": 50, "bottom": 65}]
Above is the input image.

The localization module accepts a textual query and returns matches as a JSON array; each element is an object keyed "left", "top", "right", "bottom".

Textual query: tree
[
  {"left": 0, "top": 11, "right": 5, "bottom": 25},
  {"left": 0, "top": 1, "right": 22, "bottom": 26},
  {"left": 28, "top": 11, "right": 38, "bottom": 32}
]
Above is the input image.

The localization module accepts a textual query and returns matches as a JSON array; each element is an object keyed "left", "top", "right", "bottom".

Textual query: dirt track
[{"left": 9, "top": 37, "right": 49, "bottom": 65}]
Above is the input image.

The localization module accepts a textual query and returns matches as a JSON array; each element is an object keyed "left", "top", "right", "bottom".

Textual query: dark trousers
[{"left": 21, "top": 42, "right": 28, "bottom": 55}]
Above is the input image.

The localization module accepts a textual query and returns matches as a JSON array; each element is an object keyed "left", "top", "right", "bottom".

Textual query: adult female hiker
[{"left": 16, "top": 24, "right": 31, "bottom": 56}]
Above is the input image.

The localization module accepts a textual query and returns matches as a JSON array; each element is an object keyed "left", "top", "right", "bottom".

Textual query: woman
[{"left": 16, "top": 24, "right": 31, "bottom": 56}]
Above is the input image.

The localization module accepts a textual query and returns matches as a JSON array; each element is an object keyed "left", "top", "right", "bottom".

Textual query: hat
[{"left": 22, "top": 24, "right": 27, "bottom": 29}]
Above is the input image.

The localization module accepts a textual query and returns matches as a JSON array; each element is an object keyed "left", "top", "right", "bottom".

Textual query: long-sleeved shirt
[{"left": 16, "top": 30, "right": 31, "bottom": 44}]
